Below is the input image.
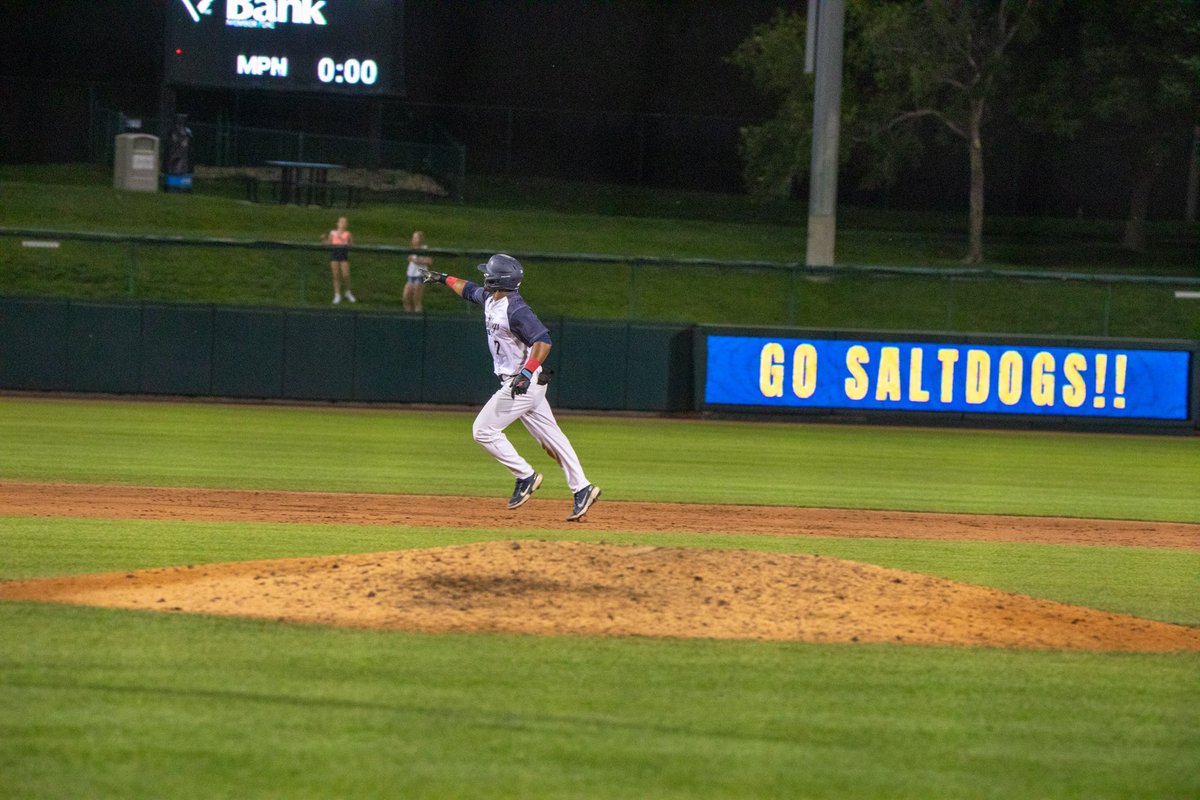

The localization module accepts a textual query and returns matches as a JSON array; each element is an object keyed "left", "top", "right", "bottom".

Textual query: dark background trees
[
  {"left": 733, "top": 0, "right": 1198, "bottom": 259},
  {"left": 1021, "top": 1, "right": 1200, "bottom": 250},
  {"left": 731, "top": 0, "right": 1041, "bottom": 262},
  {"left": 1, "top": 0, "right": 1195, "bottom": 229}
]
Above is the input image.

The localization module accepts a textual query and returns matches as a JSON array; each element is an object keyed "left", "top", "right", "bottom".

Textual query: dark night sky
[
  {"left": 0, "top": 1, "right": 160, "bottom": 83},
  {"left": 404, "top": 1, "right": 798, "bottom": 114},
  {"left": 0, "top": 1, "right": 807, "bottom": 191},
  {"left": 2, "top": 1, "right": 1189, "bottom": 214},
  {"left": 1, "top": 1, "right": 799, "bottom": 115}
]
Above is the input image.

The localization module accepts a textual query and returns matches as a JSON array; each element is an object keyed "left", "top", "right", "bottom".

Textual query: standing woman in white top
[{"left": 403, "top": 230, "right": 432, "bottom": 312}]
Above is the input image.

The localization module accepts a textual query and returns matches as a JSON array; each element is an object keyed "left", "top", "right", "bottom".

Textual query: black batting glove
[
  {"left": 420, "top": 268, "right": 448, "bottom": 284},
  {"left": 511, "top": 368, "right": 534, "bottom": 398}
]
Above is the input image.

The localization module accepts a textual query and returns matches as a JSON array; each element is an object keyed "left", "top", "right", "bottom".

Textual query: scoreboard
[{"left": 164, "top": 0, "right": 401, "bottom": 95}]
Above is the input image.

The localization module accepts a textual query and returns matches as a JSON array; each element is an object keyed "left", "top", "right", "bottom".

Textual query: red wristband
[
  {"left": 446, "top": 276, "right": 459, "bottom": 289},
  {"left": 524, "top": 356, "right": 542, "bottom": 373}
]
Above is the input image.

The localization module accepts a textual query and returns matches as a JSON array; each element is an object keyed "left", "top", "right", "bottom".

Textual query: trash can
[
  {"left": 164, "top": 114, "right": 193, "bottom": 192},
  {"left": 113, "top": 133, "right": 160, "bottom": 192}
]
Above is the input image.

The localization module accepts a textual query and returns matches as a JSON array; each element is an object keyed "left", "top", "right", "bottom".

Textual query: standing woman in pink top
[{"left": 322, "top": 216, "right": 356, "bottom": 304}]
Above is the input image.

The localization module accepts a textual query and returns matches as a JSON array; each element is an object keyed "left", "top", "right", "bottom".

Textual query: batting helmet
[{"left": 477, "top": 253, "right": 524, "bottom": 292}]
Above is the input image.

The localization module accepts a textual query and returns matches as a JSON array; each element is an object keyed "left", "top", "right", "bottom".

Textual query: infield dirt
[{"left": 2, "top": 481, "right": 1198, "bottom": 651}]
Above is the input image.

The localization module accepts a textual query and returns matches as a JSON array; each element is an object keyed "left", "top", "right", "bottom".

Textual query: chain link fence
[{"left": 3, "top": 229, "right": 1199, "bottom": 340}]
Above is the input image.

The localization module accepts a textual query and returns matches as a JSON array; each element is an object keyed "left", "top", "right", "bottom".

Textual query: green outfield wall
[
  {"left": 2, "top": 296, "right": 1192, "bottom": 430},
  {"left": 0, "top": 297, "right": 694, "bottom": 412}
]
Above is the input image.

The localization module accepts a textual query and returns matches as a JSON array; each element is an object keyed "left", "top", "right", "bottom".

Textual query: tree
[
  {"left": 727, "top": 10, "right": 817, "bottom": 201},
  {"left": 731, "top": 0, "right": 1037, "bottom": 264},
  {"left": 1024, "top": 1, "right": 1200, "bottom": 251}
]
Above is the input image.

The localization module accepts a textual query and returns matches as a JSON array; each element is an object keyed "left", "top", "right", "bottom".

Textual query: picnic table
[{"left": 264, "top": 160, "right": 344, "bottom": 206}]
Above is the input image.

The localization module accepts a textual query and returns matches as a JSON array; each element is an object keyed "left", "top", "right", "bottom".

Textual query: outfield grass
[
  {"left": 2, "top": 165, "right": 1197, "bottom": 337},
  {"left": 3, "top": 602, "right": 1197, "bottom": 800},
  {"left": 2, "top": 397, "right": 1197, "bottom": 522},
  {"left": 2, "top": 396, "right": 1198, "bottom": 799}
]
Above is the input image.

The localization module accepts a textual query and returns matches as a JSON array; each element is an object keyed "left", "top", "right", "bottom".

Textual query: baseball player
[{"left": 420, "top": 254, "right": 601, "bottom": 521}]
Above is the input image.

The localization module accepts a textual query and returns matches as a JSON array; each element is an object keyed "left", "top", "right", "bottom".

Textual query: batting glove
[
  {"left": 511, "top": 368, "right": 534, "bottom": 398},
  {"left": 420, "top": 268, "right": 448, "bottom": 284}
]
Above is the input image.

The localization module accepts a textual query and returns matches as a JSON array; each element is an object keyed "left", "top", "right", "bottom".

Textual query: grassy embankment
[{"left": 2, "top": 164, "right": 1196, "bottom": 337}]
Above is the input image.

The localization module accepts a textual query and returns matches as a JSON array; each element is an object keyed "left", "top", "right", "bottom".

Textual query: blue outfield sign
[{"left": 703, "top": 335, "right": 1193, "bottom": 420}]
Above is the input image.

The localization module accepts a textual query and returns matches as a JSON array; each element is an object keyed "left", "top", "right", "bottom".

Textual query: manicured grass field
[
  {"left": 2, "top": 397, "right": 1197, "bottom": 521},
  {"left": 4, "top": 602, "right": 1197, "bottom": 800},
  {"left": 1, "top": 396, "right": 1198, "bottom": 799}
]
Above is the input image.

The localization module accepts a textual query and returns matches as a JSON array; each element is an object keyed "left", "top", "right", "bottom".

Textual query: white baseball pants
[{"left": 472, "top": 372, "right": 591, "bottom": 493}]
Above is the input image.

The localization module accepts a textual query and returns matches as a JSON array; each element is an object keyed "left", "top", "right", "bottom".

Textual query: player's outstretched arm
[{"left": 420, "top": 268, "right": 465, "bottom": 297}]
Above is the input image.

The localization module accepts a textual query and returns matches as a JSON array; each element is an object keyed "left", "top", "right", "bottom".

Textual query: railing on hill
[{"left": 2, "top": 227, "right": 1199, "bottom": 339}]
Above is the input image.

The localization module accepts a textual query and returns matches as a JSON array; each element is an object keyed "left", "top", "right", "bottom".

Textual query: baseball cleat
[
  {"left": 566, "top": 484, "right": 601, "bottom": 521},
  {"left": 507, "top": 471, "right": 543, "bottom": 509}
]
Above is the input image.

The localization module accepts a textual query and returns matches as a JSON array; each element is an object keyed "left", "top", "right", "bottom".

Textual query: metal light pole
[{"left": 805, "top": 0, "right": 846, "bottom": 268}]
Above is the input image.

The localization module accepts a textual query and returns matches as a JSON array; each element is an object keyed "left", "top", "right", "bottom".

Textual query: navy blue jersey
[{"left": 462, "top": 282, "right": 551, "bottom": 375}]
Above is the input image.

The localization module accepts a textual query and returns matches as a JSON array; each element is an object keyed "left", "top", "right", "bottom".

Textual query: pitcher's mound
[{"left": 2, "top": 540, "right": 1197, "bottom": 651}]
